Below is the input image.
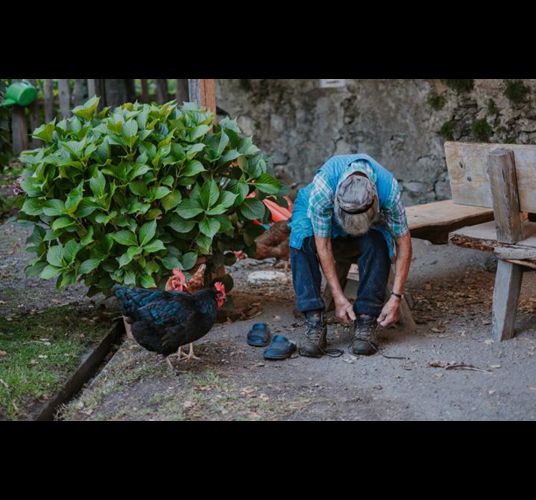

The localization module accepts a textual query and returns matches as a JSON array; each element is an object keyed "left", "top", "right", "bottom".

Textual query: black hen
[
  {"left": 112, "top": 286, "right": 182, "bottom": 323},
  {"left": 113, "top": 284, "right": 226, "bottom": 366}
]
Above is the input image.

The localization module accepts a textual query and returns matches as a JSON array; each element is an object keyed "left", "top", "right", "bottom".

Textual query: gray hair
[{"left": 334, "top": 173, "right": 379, "bottom": 236}]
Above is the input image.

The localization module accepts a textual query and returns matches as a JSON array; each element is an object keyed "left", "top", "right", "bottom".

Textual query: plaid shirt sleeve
[
  {"left": 306, "top": 173, "right": 334, "bottom": 238},
  {"left": 382, "top": 177, "right": 409, "bottom": 238}
]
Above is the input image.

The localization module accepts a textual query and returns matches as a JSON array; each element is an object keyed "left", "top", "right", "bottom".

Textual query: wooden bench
[{"left": 445, "top": 142, "right": 536, "bottom": 341}]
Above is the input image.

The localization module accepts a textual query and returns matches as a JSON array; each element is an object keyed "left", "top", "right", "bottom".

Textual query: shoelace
[
  {"left": 305, "top": 322, "right": 344, "bottom": 358},
  {"left": 321, "top": 347, "right": 345, "bottom": 358}
]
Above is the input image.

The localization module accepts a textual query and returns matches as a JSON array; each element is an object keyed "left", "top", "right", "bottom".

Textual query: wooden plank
[
  {"left": 104, "top": 79, "right": 128, "bottom": 107},
  {"left": 44, "top": 79, "right": 55, "bottom": 122},
  {"left": 125, "top": 79, "right": 136, "bottom": 102},
  {"left": 11, "top": 106, "right": 28, "bottom": 154},
  {"left": 87, "top": 79, "right": 96, "bottom": 98},
  {"left": 34, "top": 321, "right": 124, "bottom": 421},
  {"left": 188, "top": 79, "right": 217, "bottom": 112},
  {"left": 73, "top": 79, "right": 86, "bottom": 106},
  {"left": 445, "top": 141, "right": 536, "bottom": 213},
  {"left": 406, "top": 199, "right": 494, "bottom": 244},
  {"left": 505, "top": 259, "right": 536, "bottom": 270},
  {"left": 58, "top": 79, "right": 71, "bottom": 118},
  {"left": 140, "top": 79, "right": 149, "bottom": 103},
  {"left": 449, "top": 221, "right": 536, "bottom": 252},
  {"left": 491, "top": 261, "right": 522, "bottom": 341},
  {"left": 175, "top": 79, "right": 189, "bottom": 105},
  {"left": 155, "top": 79, "right": 168, "bottom": 103},
  {"left": 494, "top": 247, "right": 536, "bottom": 260},
  {"left": 28, "top": 79, "right": 41, "bottom": 148},
  {"left": 487, "top": 148, "right": 523, "bottom": 244}
]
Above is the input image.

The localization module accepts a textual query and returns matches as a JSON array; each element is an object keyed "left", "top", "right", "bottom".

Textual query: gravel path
[{"left": 0, "top": 220, "right": 91, "bottom": 319}]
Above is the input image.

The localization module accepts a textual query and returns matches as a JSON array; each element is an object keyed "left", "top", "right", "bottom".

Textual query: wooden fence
[{"left": 7, "top": 78, "right": 216, "bottom": 155}]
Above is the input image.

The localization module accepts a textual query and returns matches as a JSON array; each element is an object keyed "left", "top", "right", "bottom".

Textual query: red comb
[{"left": 214, "top": 282, "right": 226, "bottom": 294}]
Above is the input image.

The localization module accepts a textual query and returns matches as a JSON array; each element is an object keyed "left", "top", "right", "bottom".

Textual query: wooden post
[
  {"left": 487, "top": 148, "right": 524, "bottom": 341},
  {"left": 44, "top": 79, "right": 55, "bottom": 122},
  {"left": 487, "top": 148, "right": 523, "bottom": 244},
  {"left": 58, "top": 79, "right": 71, "bottom": 118},
  {"left": 125, "top": 79, "right": 136, "bottom": 102},
  {"left": 73, "top": 79, "right": 86, "bottom": 106},
  {"left": 188, "top": 79, "right": 216, "bottom": 112},
  {"left": 175, "top": 79, "right": 189, "bottom": 105},
  {"left": 28, "top": 79, "right": 41, "bottom": 147},
  {"left": 11, "top": 106, "right": 28, "bottom": 154},
  {"left": 87, "top": 79, "right": 97, "bottom": 98},
  {"left": 492, "top": 261, "right": 523, "bottom": 341},
  {"left": 88, "top": 79, "right": 106, "bottom": 109},
  {"left": 104, "top": 79, "right": 128, "bottom": 108},
  {"left": 140, "top": 79, "right": 149, "bottom": 103},
  {"left": 155, "top": 79, "right": 168, "bottom": 104}
]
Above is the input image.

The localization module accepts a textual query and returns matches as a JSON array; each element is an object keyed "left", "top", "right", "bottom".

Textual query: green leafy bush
[{"left": 18, "top": 97, "right": 284, "bottom": 297}]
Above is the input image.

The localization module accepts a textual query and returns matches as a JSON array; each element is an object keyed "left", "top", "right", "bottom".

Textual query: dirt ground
[{"left": 59, "top": 238, "right": 536, "bottom": 421}]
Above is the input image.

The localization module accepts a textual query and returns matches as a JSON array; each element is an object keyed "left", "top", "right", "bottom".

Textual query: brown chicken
[{"left": 254, "top": 220, "right": 290, "bottom": 261}]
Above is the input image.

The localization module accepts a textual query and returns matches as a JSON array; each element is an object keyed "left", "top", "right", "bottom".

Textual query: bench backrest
[{"left": 445, "top": 141, "right": 536, "bottom": 213}]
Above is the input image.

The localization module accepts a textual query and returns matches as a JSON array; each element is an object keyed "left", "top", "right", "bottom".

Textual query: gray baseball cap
[{"left": 334, "top": 173, "right": 379, "bottom": 236}]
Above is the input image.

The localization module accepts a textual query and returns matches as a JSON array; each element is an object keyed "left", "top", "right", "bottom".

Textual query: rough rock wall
[{"left": 217, "top": 79, "right": 536, "bottom": 207}]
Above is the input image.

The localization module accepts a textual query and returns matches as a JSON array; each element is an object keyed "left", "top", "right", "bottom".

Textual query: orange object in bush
[
  {"left": 247, "top": 193, "right": 293, "bottom": 225},
  {"left": 263, "top": 198, "right": 292, "bottom": 221}
]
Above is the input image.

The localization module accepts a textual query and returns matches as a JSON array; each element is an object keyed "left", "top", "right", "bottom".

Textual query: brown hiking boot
[
  {"left": 298, "top": 310, "right": 327, "bottom": 358},
  {"left": 352, "top": 314, "right": 379, "bottom": 356}
]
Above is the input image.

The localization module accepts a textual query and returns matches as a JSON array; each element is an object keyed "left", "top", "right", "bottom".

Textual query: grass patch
[
  {"left": 504, "top": 80, "right": 530, "bottom": 105},
  {"left": 0, "top": 304, "right": 111, "bottom": 420},
  {"left": 442, "top": 79, "right": 474, "bottom": 93},
  {"left": 439, "top": 120, "right": 456, "bottom": 140},
  {"left": 471, "top": 118, "right": 493, "bottom": 142},
  {"left": 428, "top": 93, "right": 447, "bottom": 110},
  {"left": 487, "top": 98, "right": 499, "bottom": 116}
]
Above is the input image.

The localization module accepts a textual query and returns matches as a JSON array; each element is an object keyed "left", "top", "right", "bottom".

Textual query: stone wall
[{"left": 217, "top": 79, "right": 536, "bottom": 207}]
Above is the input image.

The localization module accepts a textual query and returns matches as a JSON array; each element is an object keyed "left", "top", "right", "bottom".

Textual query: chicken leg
[{"left": 177, "top": 343, "right": 200, "bottom": 361}]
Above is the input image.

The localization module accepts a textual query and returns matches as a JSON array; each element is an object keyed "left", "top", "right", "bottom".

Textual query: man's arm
[
  {"left": 377, "top": 232, "right": 412, "bottom": 327},
  {"left": 315, "top": 236, "right": 356, "bottom": 324}
]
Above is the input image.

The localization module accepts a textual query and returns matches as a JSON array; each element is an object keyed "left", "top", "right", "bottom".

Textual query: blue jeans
[{"left": 290, "top": 230, "right": 391, "bottom": 318}]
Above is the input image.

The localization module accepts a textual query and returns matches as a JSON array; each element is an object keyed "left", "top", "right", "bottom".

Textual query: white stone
[{"left": 247, "top": 271, "right": 289, "bottom": 285}]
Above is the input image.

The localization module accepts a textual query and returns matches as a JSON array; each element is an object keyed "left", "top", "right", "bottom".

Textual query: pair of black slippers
[{"left": 246, "top": 323, "right": 297, "bottom": 360}]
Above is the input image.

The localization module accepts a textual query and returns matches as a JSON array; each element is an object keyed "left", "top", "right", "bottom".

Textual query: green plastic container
[{"left": 0, "top": 81, "right": 37, "bottom": 107}]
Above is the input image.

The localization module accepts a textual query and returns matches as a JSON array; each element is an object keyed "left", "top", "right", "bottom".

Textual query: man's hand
[
  {"left": 377, "top": 296, "right": 401, "bottom": 327},
  {"left": 335, "top": 295, "right": 357, "bottom": 325}
]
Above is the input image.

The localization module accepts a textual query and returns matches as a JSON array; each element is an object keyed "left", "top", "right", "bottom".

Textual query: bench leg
[{"left": 492, "top": 260, "right": 523, "bottom": 341}]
